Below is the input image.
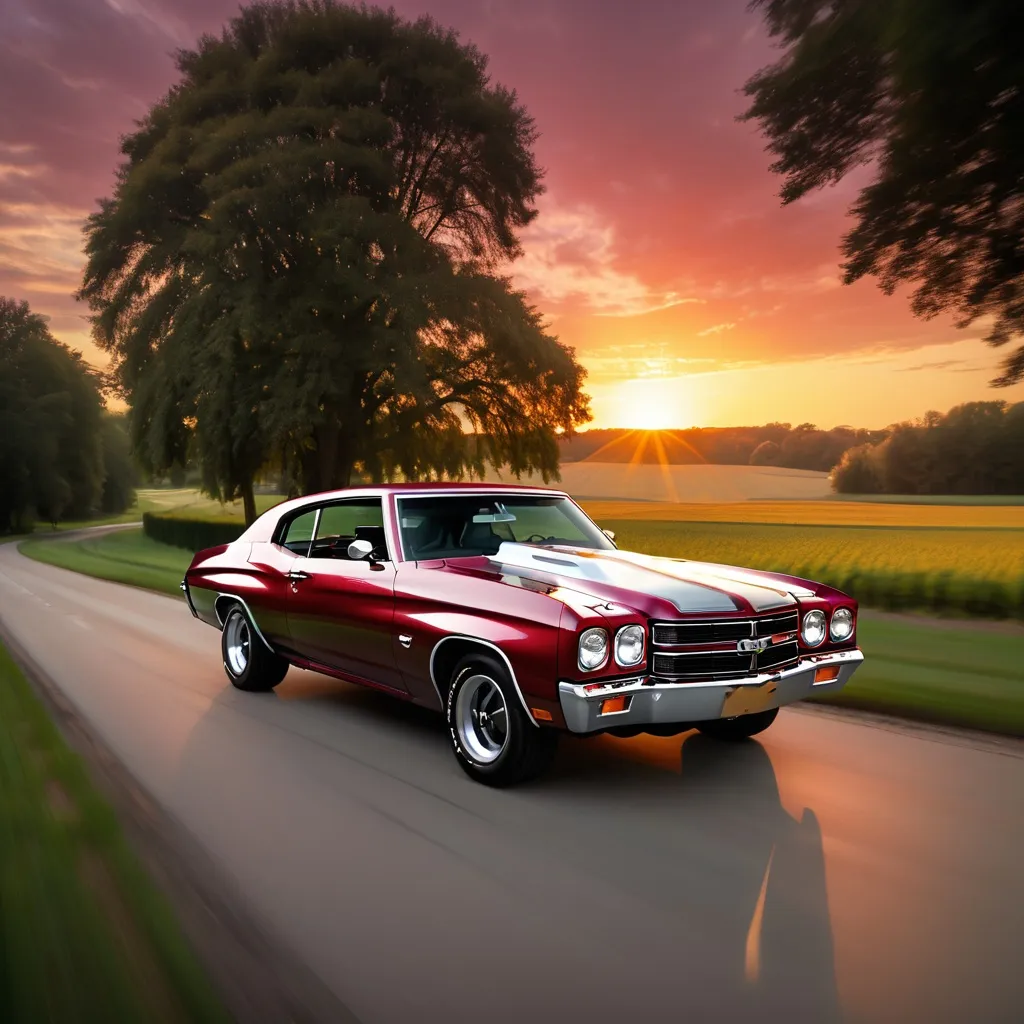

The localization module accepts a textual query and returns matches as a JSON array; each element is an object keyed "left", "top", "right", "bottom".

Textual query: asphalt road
[{"left": 2, "top": 539, "right": 1022, "bottom": 1024}]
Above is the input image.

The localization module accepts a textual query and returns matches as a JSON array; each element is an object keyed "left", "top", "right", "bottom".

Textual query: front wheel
[
  {"left": 446, "top": 654, "right": 558, "bottom": 787},
  {"left": 697, "top": 707, "right": 778, "bottom": 741},
  {"left": 221, "top": 605, "right": 289, "bottom": 692}
]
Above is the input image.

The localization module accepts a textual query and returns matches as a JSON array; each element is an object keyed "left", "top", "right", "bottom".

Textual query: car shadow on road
[
  {"left": 182, "top": 675, "right": 844, "bottom": 1023},
  {"left": 547, "top": 732, "right": 845, "bottom": 1023}
]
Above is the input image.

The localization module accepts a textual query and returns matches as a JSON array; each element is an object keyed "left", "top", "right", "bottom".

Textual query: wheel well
[
  {"left": 214, "top": 594, "right": 240, "bottom": 627},
  {"left": 431, "top": 637, "right": 505, "bottom": 704}
]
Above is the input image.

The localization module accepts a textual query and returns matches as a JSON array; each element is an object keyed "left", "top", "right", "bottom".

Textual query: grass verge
[
  {"left": 0, "top": 640, "right": 227, "bottom": 1022},
  {"left": 810, "top": 613, "right": 1024, "bottom": 736},
  {"left": 19, "top": 529, "right": 192, "bottom": 598}
]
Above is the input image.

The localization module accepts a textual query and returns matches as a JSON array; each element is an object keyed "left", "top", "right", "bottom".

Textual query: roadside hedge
[{"left": 142, "top": 512, "right": 246, "bottom": 552}]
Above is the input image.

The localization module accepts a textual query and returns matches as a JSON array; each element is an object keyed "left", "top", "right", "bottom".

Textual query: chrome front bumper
[{"left": 557, "top": 648, "right": 864, "bottom": 735}]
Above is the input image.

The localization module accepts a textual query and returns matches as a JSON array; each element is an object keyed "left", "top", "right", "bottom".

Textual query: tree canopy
[
  {"left": 80, "top": 0, "right": 589, "bottom": 523},
  {"left": 831, "top": 401, "right": 1024, "bottom": 494},
  {"left": 742, "top": 0, "right": 1024, "bottom": 385},
  {"left": 0, "top": 297, "right": 134, "bottom": 533}
]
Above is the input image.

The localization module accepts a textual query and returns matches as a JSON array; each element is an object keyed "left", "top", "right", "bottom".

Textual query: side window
[
  {"left": 281, "top": 509, "right": 318, "bottom": 555},
  {"left": 311, "top": 499, "right": 389, "bottom": 561}
]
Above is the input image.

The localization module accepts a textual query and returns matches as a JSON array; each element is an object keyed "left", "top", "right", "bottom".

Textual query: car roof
[{"left": 241, "top": 481, "right": 570, "bottom": 542}]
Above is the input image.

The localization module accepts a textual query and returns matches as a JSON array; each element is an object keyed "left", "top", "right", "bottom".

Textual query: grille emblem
[{"left": 737, "top": 637, "right": 771, "bottom": 653}]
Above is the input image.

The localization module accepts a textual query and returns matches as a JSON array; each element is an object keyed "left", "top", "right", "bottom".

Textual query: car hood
[{"left": 439, "top": 541, "right": 820, "bottom": 618}]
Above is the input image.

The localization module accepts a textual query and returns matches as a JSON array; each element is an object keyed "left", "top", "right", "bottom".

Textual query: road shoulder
[{"left": 0, "top": 617, "right": 360, "bottom": 1024}]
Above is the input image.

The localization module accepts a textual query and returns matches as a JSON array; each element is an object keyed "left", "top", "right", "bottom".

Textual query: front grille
[
  {"left": 653, "top": 620, "right": 752, "bottom": 645},
  {"left": 755, "top": 612, "right": 799, "bottom": 638},
  {"left": 653, "top": 611, "right": 797, "bottom": 646},
  {"left": 649, "top": 611, "right": 801, "bottom": 681},
  {"left": 652, "top": 650, "right": 754, "bottom": 680},
  {"left": 756, "top": 640, "right": 799, "bottom": 671}
]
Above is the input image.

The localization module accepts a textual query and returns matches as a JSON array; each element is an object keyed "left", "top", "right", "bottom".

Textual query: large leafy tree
[
  {"left": 81, "top": 0, "right": 589, "bottom": 523},
  {"left": 0, "top": 298, "right": 109, "bottom": 532},
  {"left": 742, "top": 0, "right": 1024, "bottom": 385}
]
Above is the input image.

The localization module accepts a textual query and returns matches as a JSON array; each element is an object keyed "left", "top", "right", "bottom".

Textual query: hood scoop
[{"left": 488, "top": 542, "right": 612, "bottom": 580}]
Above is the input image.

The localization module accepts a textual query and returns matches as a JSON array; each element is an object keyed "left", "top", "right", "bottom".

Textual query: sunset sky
[{"left": 3, "top": 0, "right": 1023, "bottom": 430}]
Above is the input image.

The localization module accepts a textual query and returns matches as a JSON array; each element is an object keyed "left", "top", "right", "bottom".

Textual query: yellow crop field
[
  {"left": 580, "top": 500, "right": 1024, "bottom": 530},
  {"left": 593, "top": 519, "right": 1024, "bottom": 617},
  {"left": 595, "top": 520, "right": 1024, "bottom": 581}
]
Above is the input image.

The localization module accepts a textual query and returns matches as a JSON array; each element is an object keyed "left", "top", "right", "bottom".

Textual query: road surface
[{"left": 1, "top": 539, "right": 1022, "bottom": 1024}]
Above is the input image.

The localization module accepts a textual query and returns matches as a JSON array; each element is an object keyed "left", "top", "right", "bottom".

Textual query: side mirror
[
  {"left": 347, "top": 538, "right": 375, "bottom": 561},
  {"left": 602, "top": 529, "right": 616, "bottom": 543}
]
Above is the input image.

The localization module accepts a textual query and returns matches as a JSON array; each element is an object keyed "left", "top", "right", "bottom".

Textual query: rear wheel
[
  {"left": 697, "top": 707, "right": 778, "bottom": 741},
  {"left": 445, "top": 654, "right": 558, "bottom": 787},
  {"left": 221, "top": 605, "right": 289, "bottom": 692}
]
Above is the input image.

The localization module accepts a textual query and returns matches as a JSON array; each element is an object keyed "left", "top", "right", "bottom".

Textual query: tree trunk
[{"left": 241, "top": 477, "right": 257, "bottom": 526}]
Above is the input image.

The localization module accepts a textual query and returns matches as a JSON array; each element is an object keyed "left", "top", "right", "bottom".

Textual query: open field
[
  {"left": 826, "top": 493, "right": 1024, "bottom": 505},
  {"left": 16, "top": 528, "right": 1024, "bottom": 735},
  {"left": 0, "top": 640, "right": 226, "bottom": 1022},
  {"left": 582, "top": 499, "right": 1024, "bottom": 528},
  {"left": 488, "top": 462, "right": 835, "bottom": 502},
  {"left": 599, "top": 519, "right": 1024, "bottom": 617},
  {"left": 596, "top": 519, "right": 1024, "bottom": 584}
]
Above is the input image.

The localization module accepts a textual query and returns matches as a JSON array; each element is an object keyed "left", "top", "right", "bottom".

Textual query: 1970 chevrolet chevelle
[{"left": 181, "top": 484, "right": 864, "bottom": 786}]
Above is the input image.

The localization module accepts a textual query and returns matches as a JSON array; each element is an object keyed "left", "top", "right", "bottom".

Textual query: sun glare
[{"left": 611, "top": 378, "right": 686, "bottom": 431}]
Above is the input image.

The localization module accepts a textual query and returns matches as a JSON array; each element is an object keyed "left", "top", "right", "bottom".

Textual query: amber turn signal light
[
  {"left": 814, "top": 666, "right": 841, "bottom": 683},
  {"left": 530, "top": 708, "right": 553, "bottom": 721},
  {"left": 599, "top": 695, "right": 632, "bottom": 715}
]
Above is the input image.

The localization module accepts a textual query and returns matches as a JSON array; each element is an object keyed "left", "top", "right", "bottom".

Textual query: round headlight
[
  {"left": 615, "top": 624, "right": 645, "bottom": 667},
  {"left": 802, "top": 609, "right": 827, "bottom": 647},
  {"left": 830, "top": 607, "right": 855, "bottom": 641},
  {"left": 578, "top": 627, "right": 609, "bottom": 671}
]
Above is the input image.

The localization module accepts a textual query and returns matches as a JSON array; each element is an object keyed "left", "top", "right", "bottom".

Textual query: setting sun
[{"left": 607, "top": 377, "right": 692, "bottom": 431}]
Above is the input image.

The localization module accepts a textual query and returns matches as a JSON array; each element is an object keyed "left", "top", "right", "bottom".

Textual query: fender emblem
[{"left": 737, "top": 637, "right": 771, "bottom": 653}]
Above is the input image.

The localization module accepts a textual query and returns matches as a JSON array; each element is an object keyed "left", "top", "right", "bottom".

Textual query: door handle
[
  {"left": 398, "top": 634, "right": 413, "bottom": 648},
  {"left": 286, "top": 570, "right": 311, "bottom": 581}
]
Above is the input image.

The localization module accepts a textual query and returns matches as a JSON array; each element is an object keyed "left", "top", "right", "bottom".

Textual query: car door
[{"left": 284, "top": 497, "right": 404, "bottom": 692}]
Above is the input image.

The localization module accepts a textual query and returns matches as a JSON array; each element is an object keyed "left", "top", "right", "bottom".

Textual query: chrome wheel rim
[
  {"left": 455, "top": 674, "right": 509, "bottom": 764},
  {"left": 225, "top": 613, "right": 250, "bottom": 676}
]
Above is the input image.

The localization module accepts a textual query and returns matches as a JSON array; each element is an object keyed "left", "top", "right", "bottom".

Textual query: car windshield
[{"left": 397, "top": 494, "right": 614, "bottom": 559}]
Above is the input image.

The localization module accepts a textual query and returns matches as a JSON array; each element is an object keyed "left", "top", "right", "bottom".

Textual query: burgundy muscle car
[{"left": 181, "top": 484, "right": 864, "bottom": 786}]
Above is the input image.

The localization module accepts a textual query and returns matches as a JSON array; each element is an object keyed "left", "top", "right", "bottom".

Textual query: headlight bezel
[
  {"left": 830, "top": 606, "right": 855, "bottom": 642},
  {"left": 801, "top": 609, "right": 827, "bottom": 647},
  {"left": 578, "top": 626, "right": 610, "bottom": 671},
  {"left": 614, "top": 624, "right": 646, "bottom": 668}
]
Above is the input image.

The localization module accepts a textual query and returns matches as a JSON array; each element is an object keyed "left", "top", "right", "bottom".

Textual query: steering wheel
[{"left": 523, "top": 533, "right": 551, "bottom": 544}]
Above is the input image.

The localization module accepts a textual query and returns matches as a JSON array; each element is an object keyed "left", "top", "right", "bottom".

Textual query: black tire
[
  {"left": 221, "top": 605, "right": 289, "bottom": 692},
  {"left": 445, "top": 653, "right": 558, "bottom": 787},
  {"left": 697, "top": 707, "right": 778, "bottom": 741}
]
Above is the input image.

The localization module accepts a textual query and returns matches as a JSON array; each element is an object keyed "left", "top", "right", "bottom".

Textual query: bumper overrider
[{"left": 557, "top": 647, "right": 864, "bottom": 734}]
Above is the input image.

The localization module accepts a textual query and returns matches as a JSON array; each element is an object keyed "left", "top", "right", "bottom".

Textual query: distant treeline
[
  {"left": 558, "top": 423, "right": 887, "bottom": 473},
  {"left": 832, "top": 402, "right": 1024, "bottom": 495},
  {"left": 0, "top": 298, "right": 138, "bottom": 533}
]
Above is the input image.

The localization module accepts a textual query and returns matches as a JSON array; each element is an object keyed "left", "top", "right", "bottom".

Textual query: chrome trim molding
[
  {"left": 558, "top": 648, "right": 865, "bottom": 734},
  {"left": 213, "top": 593, "right": 276, "bottom": 653},
  {"left": 307, "top": 506, "right": 322, "bottom": 558},
  {"left": 180, "top": 578, "right": 199, "bottom": 618},
  {"left": 428, "top": 635, "right": 540, "bottom": 727}
]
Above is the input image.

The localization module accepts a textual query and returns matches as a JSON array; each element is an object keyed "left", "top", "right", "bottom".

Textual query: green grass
[
  {"left": 20, "top": 530, "right": 192, "bottom": 597},
  {"left": 812, "top": 612, "right": 1024, "bottom": 735},
  {"left": 0, "top": 641, "right": 227, "bottom": 1022}
]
